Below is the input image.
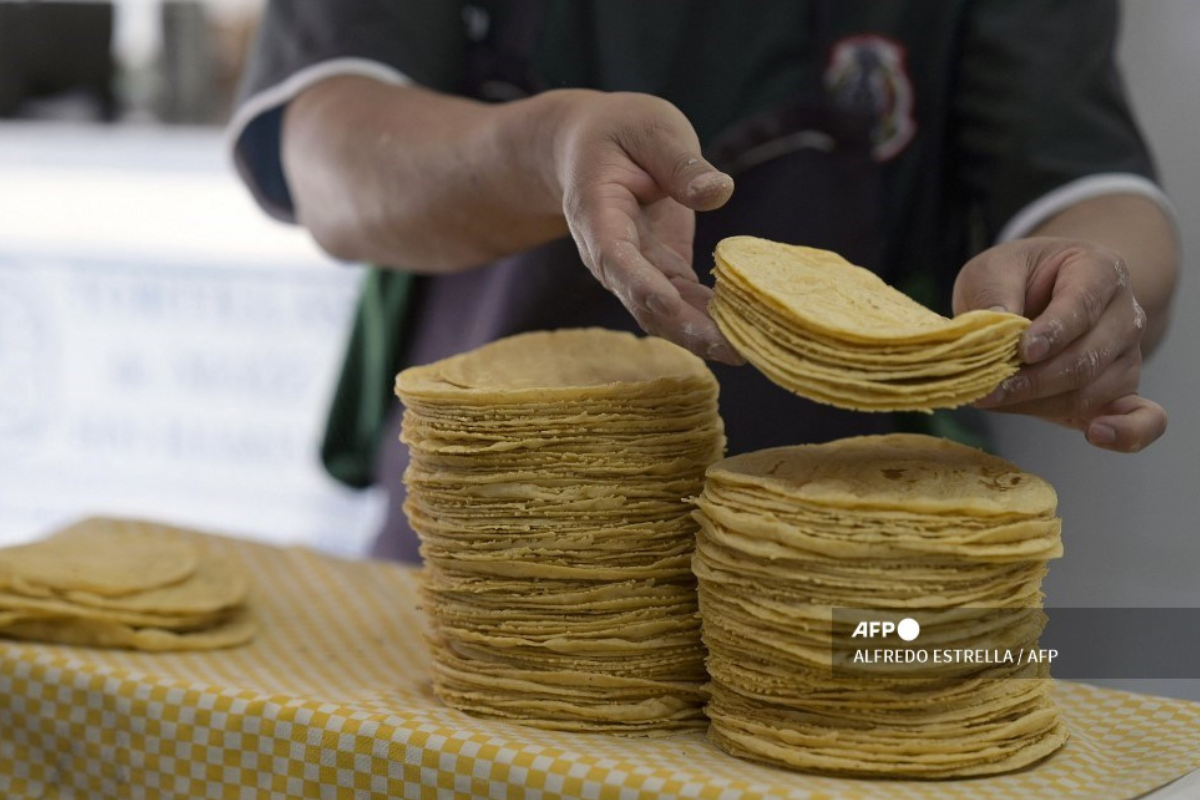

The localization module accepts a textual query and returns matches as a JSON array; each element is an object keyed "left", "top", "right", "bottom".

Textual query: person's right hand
[{"left": 545, "top": 90, "right": 742, "bottom": 364}]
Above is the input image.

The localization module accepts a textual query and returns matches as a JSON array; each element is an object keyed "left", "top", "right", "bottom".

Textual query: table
[{"left": 2, "top": 531, "right": 1198, "bottom": 800}]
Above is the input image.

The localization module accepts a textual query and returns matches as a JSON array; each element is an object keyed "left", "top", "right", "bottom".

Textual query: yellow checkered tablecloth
[{"left": 1, "top": 531, "right": 1198, "bottom": 800}]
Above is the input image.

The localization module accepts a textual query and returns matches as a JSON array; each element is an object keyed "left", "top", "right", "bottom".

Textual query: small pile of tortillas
[
  {"left": 709, "top": 236, "right": 1029, "bottom": 411},
  {"left": 396, "top": 328, "right": 726, "bottom": 733},
  {"left": 0, "top": 517, "right": 253, "bottom": 651},
  {"left": 692, "top": 434, "right": 1067, "bottom": 778}
]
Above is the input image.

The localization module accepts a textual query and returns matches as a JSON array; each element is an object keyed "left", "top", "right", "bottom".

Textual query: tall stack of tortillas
[
  {"left": 692, "top": 434, "right": 1067, "bottom": 777},
  {"left": 395, "top": 328, "right": 725, "bottom": 733},
  {"left": 0, "top": 517, "right": 253, "bottom": 651},
  {"left": 709, "top": 236, "right": 1030, "bottom": 411}
]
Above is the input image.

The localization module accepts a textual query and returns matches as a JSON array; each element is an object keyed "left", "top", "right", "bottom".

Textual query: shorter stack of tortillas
[
  {"left": 396, "top": 328, "right": 725, "bottom": 733},
  {"left": 692, "top": 433, "right": 1067, "bottom": 778},
  {"left": 0, "top": 517, "right": 253, "bottom": 651},
  {"left": 709, "top": 236, "right": 1030, "bottom": 411}
]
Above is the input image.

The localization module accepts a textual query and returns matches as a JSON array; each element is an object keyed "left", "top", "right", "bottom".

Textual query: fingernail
[
  {"left": 1023, "top": 335, "right": 1050, "bottom": 363},
  {"left": 713, "top": 344, "right": 745, "bottom": 365},
  {"left": 988, "top": 305, "right": 1009, "bottom": 314},
  {"left": 1087, "top": 422, "right": 1116, "bottom": 445},
  {"left": 687, "top": 171, "right": 731, "bottom": 197},
  {"left": 701, "top": 335, "right": 736, "bottom": 362}
]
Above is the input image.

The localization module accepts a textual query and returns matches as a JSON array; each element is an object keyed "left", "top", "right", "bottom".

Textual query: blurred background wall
[
  {"left": 0, "top": 0, "right": 384, "bottom": 554},
  {"left": 0, "top": 0, "right": 255, "bottom": 123},
  {"left": 0, "top": 0, "right": 1195, "bottom": 690},
  {"left": 992, "top": 0, "right": 1200, "bottom": 700}
]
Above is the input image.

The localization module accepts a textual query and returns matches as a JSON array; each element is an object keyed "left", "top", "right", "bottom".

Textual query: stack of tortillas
[
  {"left": 0, "top": 517, "right": 253, "bottom": 650},
  {"left": 709, "top": 236, "right": 1030, "bottom": 411},
  {"left": 693, "top": 434, "right": 1067, "bottom": 777},
  {"left": 396, "top": 328, "right": 725, "bottom": 733}
]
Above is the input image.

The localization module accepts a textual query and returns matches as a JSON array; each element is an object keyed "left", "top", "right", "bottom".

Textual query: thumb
[
  {"left": 1085, "top": 394, "right": 1168, "bottom": 453},
  {"left": 673, "top": 158, "right": 735, "bottom": 211},
  {"left": 641, "top": 151, "right": 733, "bottom": 212},
  {"left": 619, "top": 106, "right": 734, "bottom": 211},
  {"left": 951, "top": 246, "right": 1032, "bottom": 317}
]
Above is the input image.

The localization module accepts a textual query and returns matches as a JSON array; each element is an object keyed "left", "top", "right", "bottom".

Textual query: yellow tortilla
[{"left": 709, "top": 236, "right": 1030, "bottom": 411}]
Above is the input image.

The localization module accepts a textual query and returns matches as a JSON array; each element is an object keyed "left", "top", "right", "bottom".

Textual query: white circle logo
[{"left": 897, "top": 618, "right": 921, "bottom": 642}]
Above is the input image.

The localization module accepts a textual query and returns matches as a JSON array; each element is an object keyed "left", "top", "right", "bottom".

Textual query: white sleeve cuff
[
  {"left": 996, "top": 173, "right": 1180, "bottom": 244},
  {"left": 225, "top": 58, "right": 414, "bottom": 222}
]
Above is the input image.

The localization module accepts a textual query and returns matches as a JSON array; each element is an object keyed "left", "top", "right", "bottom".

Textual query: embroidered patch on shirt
[{"left": 825, "top": 34, "right": 917, "bottom": 161}]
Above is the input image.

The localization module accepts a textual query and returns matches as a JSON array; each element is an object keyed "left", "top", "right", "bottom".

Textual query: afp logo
[{"left": 852, "top": 617, "right": 921, "bottom": 642}]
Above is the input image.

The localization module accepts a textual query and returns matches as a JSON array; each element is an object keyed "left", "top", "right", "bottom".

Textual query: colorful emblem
[{"left": 825, "top": 34, "right": 917, "bottom": 161}]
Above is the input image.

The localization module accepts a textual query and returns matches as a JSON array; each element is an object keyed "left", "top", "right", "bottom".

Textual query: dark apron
[{"left": 366, "top": 1, "right": 898, "bottom": 562}]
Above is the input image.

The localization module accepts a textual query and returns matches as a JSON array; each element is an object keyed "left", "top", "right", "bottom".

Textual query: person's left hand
[{"left": 952, "top": 237, "right": 1166, "bottom": 453}]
